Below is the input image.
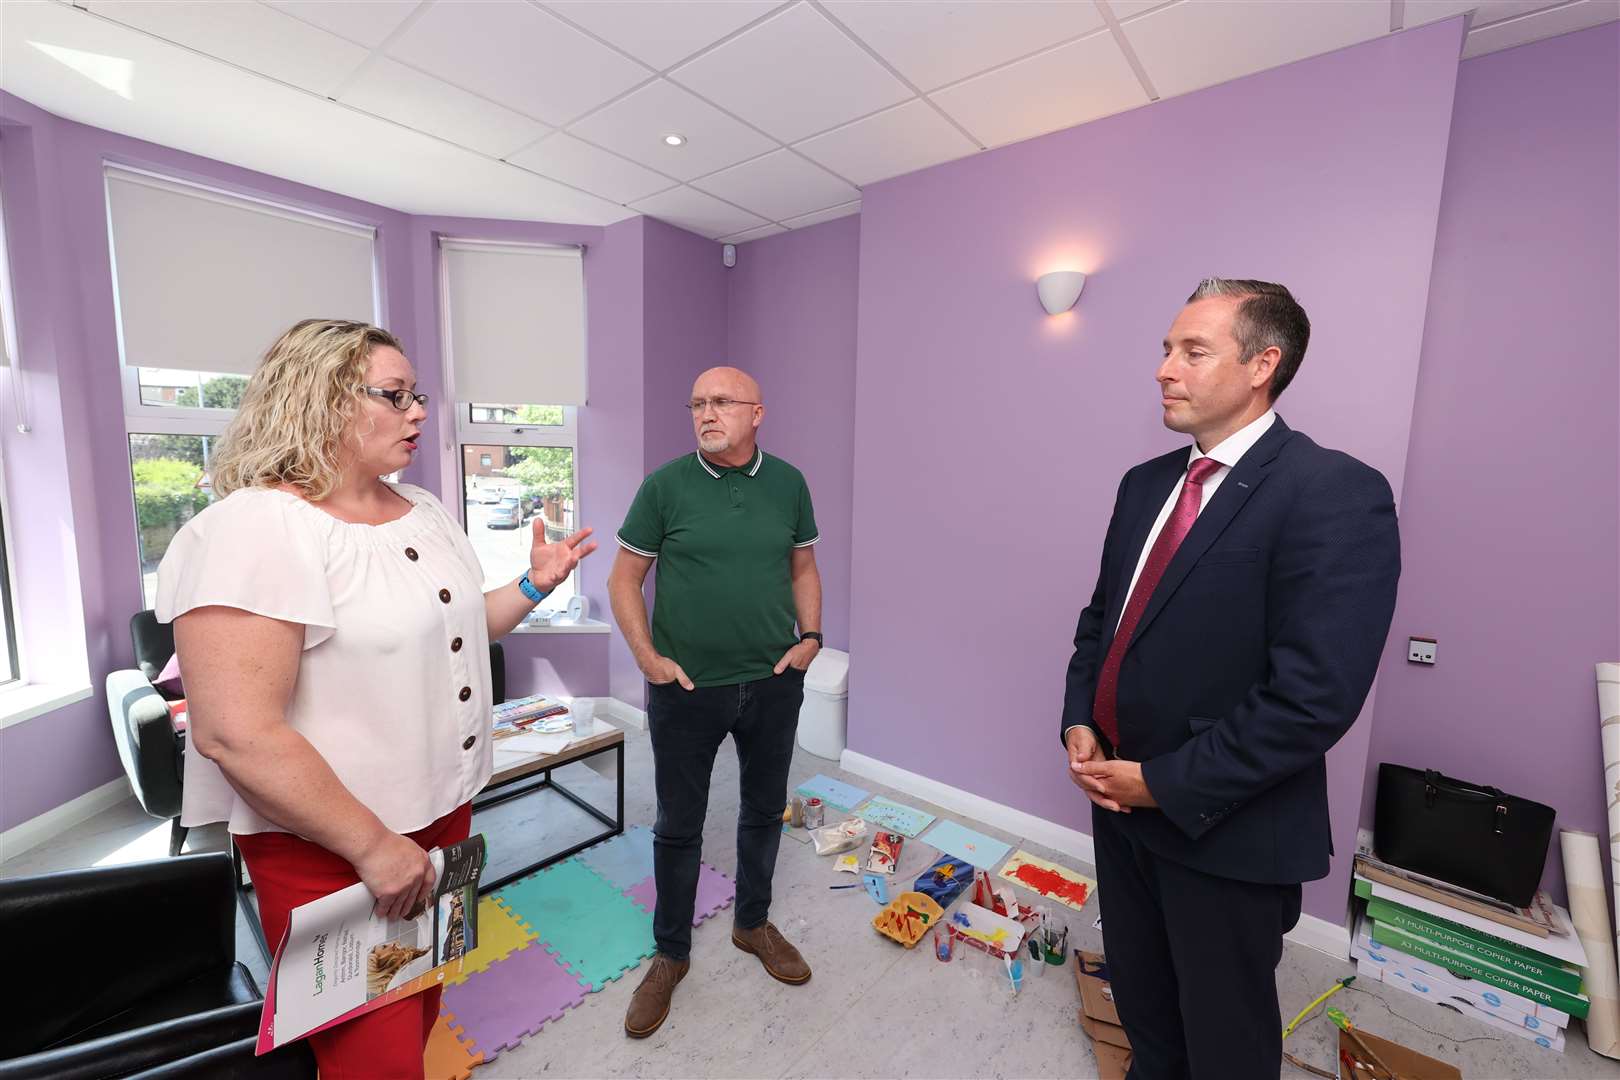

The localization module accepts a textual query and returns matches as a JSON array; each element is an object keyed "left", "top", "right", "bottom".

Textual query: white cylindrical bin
[{"left": 796, "top": 647, "right": 850, "bottom": 760}]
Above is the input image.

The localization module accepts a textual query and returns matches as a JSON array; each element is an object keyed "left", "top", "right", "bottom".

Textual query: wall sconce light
[{"left": 1036, "top": 270, "right": 1086, "bottom": 315}]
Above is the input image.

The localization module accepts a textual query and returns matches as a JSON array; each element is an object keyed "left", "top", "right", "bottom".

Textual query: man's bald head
[
  {"left": 692, "top": 366, "right": 761, "bottom": 403},
  {"left": 689, "top": 366, "right": 764, "bottom": 464}
]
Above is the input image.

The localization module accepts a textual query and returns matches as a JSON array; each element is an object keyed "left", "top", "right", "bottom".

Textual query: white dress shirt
[
  {"left": 1116, "top": 410, "right": 1276, "bottom": 631},
  {"left": 157, "top": 483, "right": 494, "bottom": 836}
]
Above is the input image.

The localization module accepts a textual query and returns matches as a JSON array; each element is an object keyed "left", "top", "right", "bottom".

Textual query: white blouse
[{"left": 156, "top": 483, "right": 493, "bottom": 836}]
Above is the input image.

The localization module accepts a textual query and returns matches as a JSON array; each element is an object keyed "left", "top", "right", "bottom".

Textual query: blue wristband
[{"left": 518, "top": 571, "right": 548, "bottom": 604}]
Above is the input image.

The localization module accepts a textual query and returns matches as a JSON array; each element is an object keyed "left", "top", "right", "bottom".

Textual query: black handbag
[{"left": 1373, "top": 763, "right": 1555, "bottom": 908}]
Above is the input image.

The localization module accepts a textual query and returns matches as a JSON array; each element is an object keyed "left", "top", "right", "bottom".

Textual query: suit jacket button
[{"left": 462, "top": 735, "right": 476, "bottom": 750}]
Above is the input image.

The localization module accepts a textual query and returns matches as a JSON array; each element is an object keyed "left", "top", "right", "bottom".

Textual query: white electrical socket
[{"left": 1407, "top": 637, "right": 1436, "bottom": 664}]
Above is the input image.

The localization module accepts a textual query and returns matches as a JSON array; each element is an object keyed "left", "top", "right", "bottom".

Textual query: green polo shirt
[{"left": 617, "top": 448, "right": 818, "bottom": 687}]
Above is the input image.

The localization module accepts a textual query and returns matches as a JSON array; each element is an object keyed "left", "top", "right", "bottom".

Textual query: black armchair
[
  {"left": 0, "top": 853, "right": 314, "bottom": 1079},
  {"left": 107, "top": 614, "right": 508, "bottom": 860}
]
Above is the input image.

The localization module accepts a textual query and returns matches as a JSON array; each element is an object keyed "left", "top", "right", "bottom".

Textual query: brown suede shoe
[
  {"left": 624, "top": 953, "right": 689, "bottom": 1038},
  {"left": 731, "top": 920, "right": 811, "bottom": 984}
]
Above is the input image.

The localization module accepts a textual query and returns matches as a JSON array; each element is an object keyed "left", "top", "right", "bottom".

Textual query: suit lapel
[{"left": 1127, "top": 417, "right": 1294, "bottom": 652}]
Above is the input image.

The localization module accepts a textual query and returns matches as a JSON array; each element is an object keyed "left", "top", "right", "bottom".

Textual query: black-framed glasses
[
  {"left": 362, "top": 386, "right": 429, "bottom": 411},
  {"left": 685, "top": 397, "right": 759, "bottom": 414}
]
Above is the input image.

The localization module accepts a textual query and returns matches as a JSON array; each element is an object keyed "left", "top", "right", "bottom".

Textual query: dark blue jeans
[{"left": 646, "top": 669, "right": 804, "bottom": 961}]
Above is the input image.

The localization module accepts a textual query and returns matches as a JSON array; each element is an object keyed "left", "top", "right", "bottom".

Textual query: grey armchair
[{"left": 106, "top": 611, "right": 187, "bottom": 855}]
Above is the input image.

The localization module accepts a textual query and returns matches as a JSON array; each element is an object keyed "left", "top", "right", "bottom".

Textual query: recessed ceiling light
[{"left": 662, "top": 133, "right": 687, "bottom": 147}]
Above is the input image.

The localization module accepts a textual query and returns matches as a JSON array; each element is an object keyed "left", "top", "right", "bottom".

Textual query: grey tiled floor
[{"left": 5, "top": 721, "right": 1615, "bottom": 1079}]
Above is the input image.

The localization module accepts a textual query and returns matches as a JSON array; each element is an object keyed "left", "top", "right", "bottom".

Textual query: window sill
[
  {"left": 508, "top": 617, "right": 611, "bottom": 635},
  {"left": 0, "top": 682, "right": 95, "bottom": 731}
]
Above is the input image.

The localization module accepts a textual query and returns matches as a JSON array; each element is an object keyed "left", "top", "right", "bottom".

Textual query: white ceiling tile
[
  {"left": 1105, "top": 0, "right": 1178, "bottom": 18},
  {"left": 1403, "top": 2, "right": 1559, "bottom": 31},
  {"left": 1462, "top": 0, "right": 1619, "bottom": 56},
  {"left": 0, "top": 1, "right": 634, "bottom": 223},
  {"left": 1121, "top": 1, "right": 1392, "bottom": 100},
  {"left": 386, "top": 0, "right": 650, "bottom": 126},
  {"left": 795, "top": 98, "right": 977, "bottom": 186},
  {"left": 82, "top": 0, "right": 368, "bottom": 95},
  {"left": 509, "top": 133, "right": 675, "bottom": 204},
  {"left": 541, "top": 0, "right": 780, "bottom": 71},
  {"left": 264, "top": 0, "right": 420, "bottom": 48},
  {"left": 719, "top": 223, "right": 787, "bottom": 243},
  {"left": 340, "top": 57, "right": 550, "bottom": 159},
  {"left": 669, "top": 3, "right": 912, "bottom": 143},
  {"left": 630, "top": 185, "right": 768, "bottom": 238},
  {"left": 823, "top": 0, "right": 1105, "bottom": 91},
  {"left": 691, "top": 149, "right": 858, "bottom": 221},
  {"left": 567, "top": 79, "right": 777, "bottom": 181},
  {"left": 782, "top": 199, "right": 861, "bottom": 228},
  {"left": 931, "top": 30, "right": 1148, "bottom": 148}
]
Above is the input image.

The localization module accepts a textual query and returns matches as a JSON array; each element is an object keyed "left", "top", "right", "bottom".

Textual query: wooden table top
[{"left": 488, "top": 717, "right": 624, "bottom": 786}]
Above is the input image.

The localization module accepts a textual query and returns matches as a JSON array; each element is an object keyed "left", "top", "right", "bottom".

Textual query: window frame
[{"left": 0, "top": 172, "right": 24, "bottom": 684}]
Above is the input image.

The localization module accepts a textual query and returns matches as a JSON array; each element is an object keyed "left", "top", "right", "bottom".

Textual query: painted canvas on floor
[
  {"left": 997, "top": 850, "right": 1097, "bottom": 913},
  {"left": 855, "top": 796, "right": 936, "bottom": 838}
]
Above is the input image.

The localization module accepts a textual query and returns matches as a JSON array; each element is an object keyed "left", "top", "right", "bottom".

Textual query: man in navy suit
[{"left": 1061, "top": 279, "right": 1400, "bottom": 1079}]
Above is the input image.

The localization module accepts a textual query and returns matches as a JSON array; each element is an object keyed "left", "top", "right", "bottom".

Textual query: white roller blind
[
  {"left": 441, "top": 238, "right": 586, "bottom": 406},
  {"left": 105, "top": 168, "right": 376, "bottom": 376}
]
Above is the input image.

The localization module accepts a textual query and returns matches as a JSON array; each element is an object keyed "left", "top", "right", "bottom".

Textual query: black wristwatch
[{"left": 800, "top": 632, "right": 823, "bottom": 647}]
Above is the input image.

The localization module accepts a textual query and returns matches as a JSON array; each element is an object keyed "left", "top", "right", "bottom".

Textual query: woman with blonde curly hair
[{"left": 157, "top": 319, "right": 596, "bottom": 1076}]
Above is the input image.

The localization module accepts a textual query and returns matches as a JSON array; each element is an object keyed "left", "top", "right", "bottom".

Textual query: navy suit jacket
[{"left": 1060, "top": 416, "right": 1400, "bottom": 885}]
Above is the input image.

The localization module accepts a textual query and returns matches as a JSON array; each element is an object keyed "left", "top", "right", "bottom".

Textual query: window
[
  {"left": 458, "top": 406, "right": 578, "bottom": 615},
  {"left": 0, "top": 179, "right": 21, "bottom": 682},
  {"left": 440, "top": 238, "right": 587, "bottom": 619},
  {"left": 0, "top": 498, "right": 19, "bottom": 685},
  {"left": 106, "top": 167, "right": 377, "bottom": 608},
  {"left": 127, "top": 434, "right": 222, "bottom": 609}
]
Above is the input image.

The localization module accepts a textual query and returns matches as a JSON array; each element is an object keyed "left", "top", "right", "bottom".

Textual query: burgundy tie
[{"left": 1093, "top": 456, "right": 1225, "bottom": 750}]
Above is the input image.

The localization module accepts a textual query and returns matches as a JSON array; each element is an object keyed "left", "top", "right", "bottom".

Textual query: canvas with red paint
[{"left": 996, "top": 850, "right": 1097, "bottom": 913}]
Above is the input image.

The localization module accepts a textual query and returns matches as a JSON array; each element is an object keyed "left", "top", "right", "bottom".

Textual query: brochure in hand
[{"left": 255, "top": 835, "right": 486, "bottom": 1053}]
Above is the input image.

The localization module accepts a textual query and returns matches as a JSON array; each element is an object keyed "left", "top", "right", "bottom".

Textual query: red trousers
[{"left": 235, "top": 803, "right": 473, "bottom": 1080}]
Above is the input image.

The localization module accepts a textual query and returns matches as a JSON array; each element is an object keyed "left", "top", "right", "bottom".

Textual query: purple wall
[
  {"left": 641, "top": 218, "right": 731, "bottom": 474},
  {"left": 727, "top": 216, "right": 861, "bottom": 650},
  {"left": 1362, "top": 23, "right": 1620, "bottom": 908},
  {"left": 844, "top": 21, "right": 1464, "bottom": 925},
  {"left": 588, "top": 217, "right": 650, "bottom": 709}
]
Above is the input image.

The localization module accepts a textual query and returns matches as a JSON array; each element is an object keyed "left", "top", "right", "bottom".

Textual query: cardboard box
[
  {"left": 1075, "top": 949, "right": 1132, "bottom": 1077},
  {"left": 1075, "top": 950, "right": 1124, "bottom": 1028},
  {"left": 1092, "top": 1040, "right": 1132, "bottom": 1080},
  {"left": 1079, "top": 1012, "right": 1132, "bottom": 1050},
  {"left": 1336, "top": 1028, "right": 1462, "bottom": 1080}
]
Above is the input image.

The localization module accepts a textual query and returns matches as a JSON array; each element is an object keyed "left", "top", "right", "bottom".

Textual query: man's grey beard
[{"left": 699, "top": 431, "right": 730, "bottom": 453}]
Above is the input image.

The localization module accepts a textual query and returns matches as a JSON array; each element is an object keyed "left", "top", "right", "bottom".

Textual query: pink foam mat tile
[{"left": 624, "top": 862, "right": 736, "bottom": 926}]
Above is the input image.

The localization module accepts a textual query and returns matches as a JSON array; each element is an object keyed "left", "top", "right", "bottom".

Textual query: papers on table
[{"left": 498, "top": 730, "right": 575, "bottom": 756}]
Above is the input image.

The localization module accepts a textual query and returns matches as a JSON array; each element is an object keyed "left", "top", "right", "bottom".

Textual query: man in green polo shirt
[{"left": 609, "top": 365, "right": 823, "bottom": 1039}]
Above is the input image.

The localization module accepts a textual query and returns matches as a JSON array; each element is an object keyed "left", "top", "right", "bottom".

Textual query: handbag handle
[
  {"left": 1422, "top": 769, "right": 1504, "bottom": 802},
  {"left": 1423, "top": 769, "right": 1512, "bottom": 835}
]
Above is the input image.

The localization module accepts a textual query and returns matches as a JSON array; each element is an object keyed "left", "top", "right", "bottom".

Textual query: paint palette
[
  {"left": 946, "top": 901, "right": 1027, "bottom": 959},
  {"left": 872, "top": 890, "right": 944, "bottom": 948}
]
